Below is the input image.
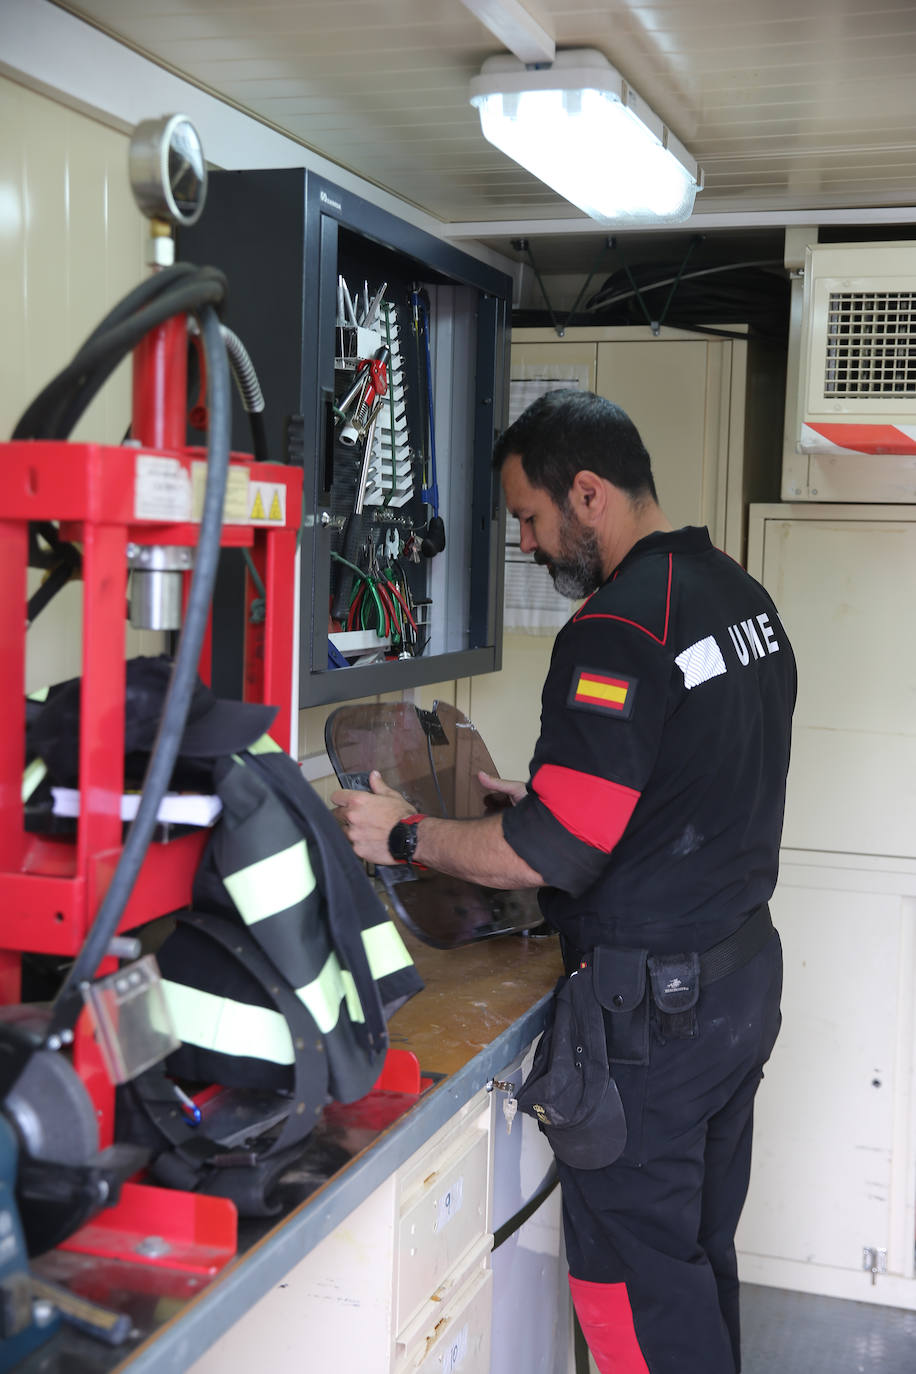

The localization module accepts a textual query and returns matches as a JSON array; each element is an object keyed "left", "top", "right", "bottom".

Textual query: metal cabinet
[
  {"left": 180, "top": 168, "right": 512, "bottom": 709},
  {"left": 185, "top": 1091, "right": 492, "bottom": 1374},
  {"left": 737, "top": 504, "right": 916, "bottom": 1309}
]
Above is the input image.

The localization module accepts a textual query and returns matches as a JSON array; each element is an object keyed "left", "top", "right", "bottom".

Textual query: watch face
[{"left": 388, "top": 820, "right": 418, "bottom": 863}]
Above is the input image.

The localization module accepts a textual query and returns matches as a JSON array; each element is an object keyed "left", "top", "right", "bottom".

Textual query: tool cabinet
[{"left": 186, "top": 1091, "right": 494, "bottom": 1374}]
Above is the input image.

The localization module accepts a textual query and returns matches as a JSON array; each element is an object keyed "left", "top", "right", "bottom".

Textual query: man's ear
[{"left": 570, "top": 470, "right": 606, "bottom": 523}]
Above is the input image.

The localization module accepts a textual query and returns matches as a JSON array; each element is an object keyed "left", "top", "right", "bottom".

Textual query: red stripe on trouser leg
[{"left": 569, "top": 1275, "right": 650, "bottom": 1373}]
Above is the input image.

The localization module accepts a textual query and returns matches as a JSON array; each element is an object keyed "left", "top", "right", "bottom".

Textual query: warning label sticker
[
  {"left": 188, "top": 463, "right": 288, "bottom": 525},
  {"left": 135, "top": 456, "right": 193, "bottom": 522},
  {"left": 247, "top": 481, "right": 286, "bottom": 526},
  {"left": 190, "top": 463, "right": 249, "bottom": 524}
]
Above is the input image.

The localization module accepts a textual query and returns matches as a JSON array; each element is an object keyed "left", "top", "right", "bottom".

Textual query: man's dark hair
[{"left": 493, "top": 389, "right": 658, "bottom": 505}]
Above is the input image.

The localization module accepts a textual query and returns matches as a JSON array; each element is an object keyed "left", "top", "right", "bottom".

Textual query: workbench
[{"left": 20, "top": 927, "right": 566, "bottom": 1374}]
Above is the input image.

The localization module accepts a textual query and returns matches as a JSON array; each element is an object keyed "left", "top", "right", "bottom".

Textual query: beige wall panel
[
  {"left": 737, "top": 879, "right": 908, "bottom": 1277},
  {"left": 3, "top": 77, "right": 155, "bottom": 689},
  {"left": 0, "top": 82, "right": 28, "bottom": 437},
  {"left": 468, "top": 632, "right": 552, "bottom": 783},
  {"left": 20, "top": 90, "right": 70, "bottom": 426},
  {"left": 509, "top": 342, "right": 596, "bottom": 394},
  {"left": 596, "top": 340, "right": 717, "bottom": 537},
  {"left": 0, "top": 75, "right": 145, "bottom": 443},
  {"left": 758, "top": 512, "right": 916, "bottom": 860}
]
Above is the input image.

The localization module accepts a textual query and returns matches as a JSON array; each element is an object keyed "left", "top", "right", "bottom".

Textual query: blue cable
[{"left": 412, "top": 292, "right": 439, "bottom": 517}]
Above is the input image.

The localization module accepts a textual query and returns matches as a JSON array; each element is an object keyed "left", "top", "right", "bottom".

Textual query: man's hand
[
  {"left": 478, "top": 770, "right": 527, "bottom": 808},
  {"left": 332, "top": 767, "right": 544, "bottom": 890},
  {"left": 330, "top": 769, "right": 413, "bottom": 865}
]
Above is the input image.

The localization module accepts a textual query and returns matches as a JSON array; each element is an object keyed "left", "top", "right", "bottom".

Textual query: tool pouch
[
  {"left": 647, "top": 951, "right": 701, "bottom": 1040},
  {"left": 592, "top": 946, "right": 650, "bottom": 1065}
]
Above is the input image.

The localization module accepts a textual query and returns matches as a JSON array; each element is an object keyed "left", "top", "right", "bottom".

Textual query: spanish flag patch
[{"left": 568, "top": 667, "right": 637, "bottom": 720}]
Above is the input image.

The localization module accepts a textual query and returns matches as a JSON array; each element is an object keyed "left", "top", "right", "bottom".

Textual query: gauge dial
[{"left": 129, "top": 114, "right": 207, "bottom": 227}]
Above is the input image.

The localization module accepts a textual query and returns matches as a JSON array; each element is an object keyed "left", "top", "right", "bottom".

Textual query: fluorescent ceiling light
[{"left": 469, "top": 49, "right": 702, "bottom": 227}]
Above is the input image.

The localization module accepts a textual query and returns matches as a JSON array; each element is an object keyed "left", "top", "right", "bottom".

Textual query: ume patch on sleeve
[{"left": 569, "top": 667, "right": 637, "bottom": 720}]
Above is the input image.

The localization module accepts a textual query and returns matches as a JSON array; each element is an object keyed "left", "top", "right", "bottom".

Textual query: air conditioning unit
[{"left": 783, "top": 240, "right": 916, "bottom": 501}]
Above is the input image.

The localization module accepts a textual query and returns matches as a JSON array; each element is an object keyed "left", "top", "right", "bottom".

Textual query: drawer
[
  {"left": 396, "top": 1125, "right": 491, "bottom": 1333},
  {"left": 396, "top": 1267, "right": 493, "bottom": 1374},
  {"left": 397, "top": 1094, "right": 490, "bottom": 1200}
]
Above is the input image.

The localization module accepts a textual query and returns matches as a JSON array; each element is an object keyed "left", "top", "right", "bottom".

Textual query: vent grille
[{"left": 824, "top": 291, "right": 916, "bottom": 398}]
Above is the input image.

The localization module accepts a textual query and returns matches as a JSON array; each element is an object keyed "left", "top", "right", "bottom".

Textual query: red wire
[
  {"left": 376, "top": 583, "right": 395, "bottom": 636},
  {"left": 347, "top": 582, "right": 366, "bottom": 630},
  {"left": 385, "top": 580, "right": 419, "bottom": 632}
]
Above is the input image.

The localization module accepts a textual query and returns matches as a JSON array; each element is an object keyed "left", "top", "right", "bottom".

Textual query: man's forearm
[{"left": 412, "top": 812, "right": 544, "bottom": 890}]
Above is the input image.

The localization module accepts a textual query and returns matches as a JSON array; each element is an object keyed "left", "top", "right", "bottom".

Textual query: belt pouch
[
  {"left": 647, "top": 951, "right": 700, "bottom": 1039},
  {"left": 592, "top": 946, "right": 649, "bottom": 1065}
]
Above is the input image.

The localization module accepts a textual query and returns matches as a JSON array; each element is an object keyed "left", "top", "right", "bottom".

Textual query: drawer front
[
  {"left": 398, "top": 1268, "right": 493, "bottom": 1374},
  {"left": 397, "top": 1129, "right": 490, "bottom": 1333}
]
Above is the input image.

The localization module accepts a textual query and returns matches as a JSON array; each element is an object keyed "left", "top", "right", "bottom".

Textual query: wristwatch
[{"left": 387, "top": 813, "right": 426, "bottom": 863}]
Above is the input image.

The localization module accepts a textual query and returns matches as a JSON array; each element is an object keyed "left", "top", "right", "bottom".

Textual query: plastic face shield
[{"left": 325, "top": 701, "right": 543, "bottom": 948}]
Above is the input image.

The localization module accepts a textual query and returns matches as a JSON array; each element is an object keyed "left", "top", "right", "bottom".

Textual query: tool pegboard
[{"left": 181, "top": 169, "right": 512, "bottom": 708}]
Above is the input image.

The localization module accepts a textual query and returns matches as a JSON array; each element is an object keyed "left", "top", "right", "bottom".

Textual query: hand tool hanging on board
[
  {"left": 362, "top": 301, "right": 412, "bottom": 509},
  {"left": 330, "top": 361, "right": 387, "bottom": 622},
  {"left": 338, "top": 346, "right": 389, "bottom": 447},
  {"left": 410, "top": 288, "right": 445, "bottom": 558}
]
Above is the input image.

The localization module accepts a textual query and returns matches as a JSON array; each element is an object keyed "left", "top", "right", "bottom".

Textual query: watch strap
[{"left": 388, "top": 813, "right": 426, "bottom": 863}]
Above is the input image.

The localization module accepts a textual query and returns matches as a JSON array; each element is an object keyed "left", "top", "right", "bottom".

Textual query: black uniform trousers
[{"left": 559, "top": 931, "right": 783, "bottom": 1374}]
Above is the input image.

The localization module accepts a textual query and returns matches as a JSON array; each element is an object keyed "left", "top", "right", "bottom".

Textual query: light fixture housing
[{"left": 469, "top": 49, "right": 701, "bottom": 227}]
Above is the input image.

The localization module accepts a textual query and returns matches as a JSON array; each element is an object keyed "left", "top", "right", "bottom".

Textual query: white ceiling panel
[{"left": 52, "top": 0, "right": 916, "bottom": 233}]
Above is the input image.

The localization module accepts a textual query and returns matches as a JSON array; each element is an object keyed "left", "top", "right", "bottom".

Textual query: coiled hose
[{"left": 15, "top": 264, "right": 235, "bottom": 1040}]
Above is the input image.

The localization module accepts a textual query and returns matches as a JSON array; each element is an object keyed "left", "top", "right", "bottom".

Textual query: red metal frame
[
  {"left": 58, "top": 1181, "right": 237, "bottom": 1275},
  {"left": 0, "top": 313, "right": 302, "bottom": 1267}
]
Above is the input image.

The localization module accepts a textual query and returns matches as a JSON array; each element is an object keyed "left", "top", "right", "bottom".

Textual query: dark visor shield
[{"left": 325, "top": 701, "right": 544, "bottom": 948}]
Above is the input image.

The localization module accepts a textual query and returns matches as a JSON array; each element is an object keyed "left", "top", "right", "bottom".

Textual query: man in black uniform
[{"left": 332, "top": 390, "right": 796, "bottom": 1374}]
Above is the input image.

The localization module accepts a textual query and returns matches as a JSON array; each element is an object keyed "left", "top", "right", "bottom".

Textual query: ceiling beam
[
  {"left": 458, "top": 0, "right": 555, "bottom": 64},
  {"left": 442, "top": 206, "right": 916, "bottom": 239}
]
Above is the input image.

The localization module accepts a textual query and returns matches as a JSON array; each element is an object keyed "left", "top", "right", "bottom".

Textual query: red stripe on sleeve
[{"left": 531, "top": 763, "right": 640, "bottom": 852}]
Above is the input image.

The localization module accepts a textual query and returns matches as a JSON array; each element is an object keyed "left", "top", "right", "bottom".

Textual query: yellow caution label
[
  {"left": 189, "top": 463, "right": 288, "bottom": 526},
  {"left": 247, "top": 481, "right": 286, "bottom": 525}
]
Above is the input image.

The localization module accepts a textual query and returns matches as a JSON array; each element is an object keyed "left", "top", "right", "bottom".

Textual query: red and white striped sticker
[{"left": 801, "top": 422, "right": 916, "bottom": 455}]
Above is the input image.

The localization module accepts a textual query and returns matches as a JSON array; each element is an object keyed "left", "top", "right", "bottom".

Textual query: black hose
[
  {"left": 12, "top": 263, "right": 198, "bottom": 439},
  {"left": 46, "top": 300, "right": 232, "bottom": 1041},
  {"left": 248, "top": 410, "right": 270, "bottom": 465},
  {"left": 13, "top": 267, "right": 227, "bottom": 441}
]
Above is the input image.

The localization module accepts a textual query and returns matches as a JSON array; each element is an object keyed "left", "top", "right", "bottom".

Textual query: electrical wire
[
  {"left": 332, "top": 548, "right": 420, "bottom": 652},
  {"left": 583, "top": 259, "right": 783, "bottom": 315},
  {"left": 45, "top": 286, "right": 232, "bottom": 1041}
]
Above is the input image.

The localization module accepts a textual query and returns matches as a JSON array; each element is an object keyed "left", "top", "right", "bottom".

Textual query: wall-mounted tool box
[{"left": 181, "top": 169, "right": 512, "bottom": 708}]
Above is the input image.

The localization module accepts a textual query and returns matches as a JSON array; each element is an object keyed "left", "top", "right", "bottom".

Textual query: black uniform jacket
[{"left": 503, "top": 527, "right": 797, "bottom": 956}]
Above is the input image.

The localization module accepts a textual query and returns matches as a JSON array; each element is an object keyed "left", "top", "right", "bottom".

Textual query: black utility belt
[{"left": 586, "top": 903, "right": 773, "bottom": 1066}]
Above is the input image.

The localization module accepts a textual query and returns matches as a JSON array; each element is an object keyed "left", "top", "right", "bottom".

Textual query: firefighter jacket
[{"left": 156, "top": 734, "right": 423, "bottom": 1117}]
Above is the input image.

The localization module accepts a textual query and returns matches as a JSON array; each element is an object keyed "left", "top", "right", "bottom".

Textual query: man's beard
[{"left": 534, "top": 502, "right": 604, "bottom": 600}]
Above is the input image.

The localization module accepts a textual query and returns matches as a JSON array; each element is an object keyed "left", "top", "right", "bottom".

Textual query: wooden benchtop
[{"left": 386, "top": 925, "right": 564, "bottom": 1078}]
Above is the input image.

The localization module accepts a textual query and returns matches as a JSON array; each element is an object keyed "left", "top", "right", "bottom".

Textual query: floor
[
  {"left": 577, "top": 1284, "right": 916, "bottom": 1373},
  {"left": 740, "top": 1284, "right": 916, "bottom": 1373}
]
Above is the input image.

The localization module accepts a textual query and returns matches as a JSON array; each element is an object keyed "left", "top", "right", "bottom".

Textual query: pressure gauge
[{"left": 129, "top": 114, "right": 208, "bottom": 228}]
